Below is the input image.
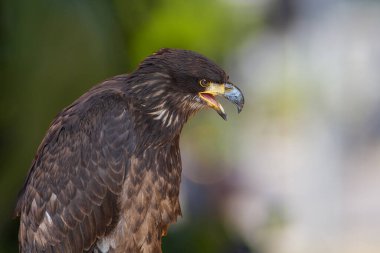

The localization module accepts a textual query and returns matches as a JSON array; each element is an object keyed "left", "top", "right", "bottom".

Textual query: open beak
[{"left": 198, "top": 82, "right": 244, "bottom": 120}]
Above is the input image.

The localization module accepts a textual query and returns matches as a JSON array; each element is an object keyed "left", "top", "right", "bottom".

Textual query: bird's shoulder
[
  {"left": 17, "top": 77, "right": 134, "bottom": 199},
  {"left": 15, "top": 76, "right": 137, "bottom": 251}
]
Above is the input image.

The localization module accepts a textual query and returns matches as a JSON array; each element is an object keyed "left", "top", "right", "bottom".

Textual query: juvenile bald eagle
[{"left": 15, "top": 48, "right": 244, "bottom": 253}]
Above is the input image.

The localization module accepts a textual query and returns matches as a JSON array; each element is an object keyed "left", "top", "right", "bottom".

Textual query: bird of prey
[{"left": 15, "top": 48, "right": 244, "bottom": 253}]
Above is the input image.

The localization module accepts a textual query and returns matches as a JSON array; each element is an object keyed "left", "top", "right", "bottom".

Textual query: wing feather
[{"left": 15, "top": 89, "right": 133, "bottom": 252}]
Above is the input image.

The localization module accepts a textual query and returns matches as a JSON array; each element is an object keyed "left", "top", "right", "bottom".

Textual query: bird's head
[{"left": 129, "top": 48, "right": 244, "bottom": 126}]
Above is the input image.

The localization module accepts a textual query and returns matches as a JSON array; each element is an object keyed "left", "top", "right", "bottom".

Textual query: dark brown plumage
[{"left": 15, "top": 48, "right": 244, "bottom": 253}]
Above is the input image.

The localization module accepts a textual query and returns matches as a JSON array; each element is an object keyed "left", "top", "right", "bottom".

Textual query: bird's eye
[{"left": 199, "top": 79, "right": 208, "bottom": 87}]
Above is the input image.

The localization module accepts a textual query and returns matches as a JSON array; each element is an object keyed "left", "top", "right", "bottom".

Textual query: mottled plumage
[{"left": 15, "top": 49, "right": 244, "bottom": 253}]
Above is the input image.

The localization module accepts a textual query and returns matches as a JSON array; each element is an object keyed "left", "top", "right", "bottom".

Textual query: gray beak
[{"left": 223, "top": 83, "right": 244, "bottom": 114}]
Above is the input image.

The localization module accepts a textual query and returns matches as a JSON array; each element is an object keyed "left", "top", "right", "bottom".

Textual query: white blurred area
[{"left": 184, "top": 0, "right": 380, "bottom": 253}]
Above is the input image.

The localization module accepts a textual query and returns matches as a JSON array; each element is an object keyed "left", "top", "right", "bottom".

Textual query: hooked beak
[{"left": 198, "top": 82, "right": 244, "bottom": 120}]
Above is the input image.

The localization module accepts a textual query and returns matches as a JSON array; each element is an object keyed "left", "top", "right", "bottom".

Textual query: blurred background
[{"left": 1, "top": 0, "right": 380, "bottom": 252}]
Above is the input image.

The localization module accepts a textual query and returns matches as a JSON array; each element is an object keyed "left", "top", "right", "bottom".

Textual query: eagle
[{"left": 14, "top": 48, "right": 244, "bottom": 253}]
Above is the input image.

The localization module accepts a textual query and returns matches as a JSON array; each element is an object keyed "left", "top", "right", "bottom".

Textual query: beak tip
[{"left": 218, "top": 112, "right": 227, "bottom": 121}]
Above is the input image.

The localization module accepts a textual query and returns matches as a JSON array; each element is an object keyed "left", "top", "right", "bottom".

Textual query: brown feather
[{"left": 15, "top": 49, "right": 234, "bottom": 252}]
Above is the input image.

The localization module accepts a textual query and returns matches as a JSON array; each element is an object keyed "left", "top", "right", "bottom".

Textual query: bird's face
[{"left": 134, "top": 48, "right": 244, "bottom": 123}]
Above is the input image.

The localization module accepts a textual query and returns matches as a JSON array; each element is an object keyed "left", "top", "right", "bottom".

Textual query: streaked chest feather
[{"left": 97, "top": 146, "right": 182, "bottom": 253}]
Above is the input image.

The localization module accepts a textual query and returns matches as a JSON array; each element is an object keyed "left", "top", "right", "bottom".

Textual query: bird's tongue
[
  {"left": 199, "top": 92, "right": 227, "bottom": 120},
  {"left": 202, "top": 93, "right": 220, "bottom": 108}
]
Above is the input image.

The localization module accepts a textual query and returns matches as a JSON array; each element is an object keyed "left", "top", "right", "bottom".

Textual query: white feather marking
[
  {"left": 137, "top": 80, "right": 158, "bottom": 87},
  {"left": 148, "top": 108, "right": 163, "bottom": 116},
  {"left": 97, "top": 237, "right": 116, "bottom": 253},
  {"left": 152, "top": 104, "right": 164, "bottom": 110},
  {"left": 148, "top": 111, "right": 159, "bottom": 116},
  {"left": 148, "top": 102, "right": 166, "bottom": 116},
  {"left": 31, "top": 199, "right": 37, "bottom": 211},
  {"left": 174, "top": 114, "right": 179, "bottom": 125},
  {"left": 45, "top": 211, "right": 53, "bottom": 224},
  {"left": 152, "top": 89, "right": 165, "bottom": 97},
  {"left": 166, "top": 113, "right": 174, "bottom": 127},
  {"left": 50, "top": 193, "right": 57, "bottom": 201},
  {"left": 161, "top": 111, "right": 169, "bottom": 123},
  {"left": 152, "top": 72, "right": 171, "bottom": 79},
  {"left": 153, "top": 109, "right": 167, "bottom": 120}
]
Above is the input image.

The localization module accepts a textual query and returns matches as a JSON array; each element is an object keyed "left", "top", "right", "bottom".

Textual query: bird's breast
[{"left": 96, "top": 146, "right": 182, "bottom": 252}]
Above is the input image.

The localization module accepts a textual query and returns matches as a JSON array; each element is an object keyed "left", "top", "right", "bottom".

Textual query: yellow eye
[{"left": 199, "top": 79, "right": 208, "bottom": 87}]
